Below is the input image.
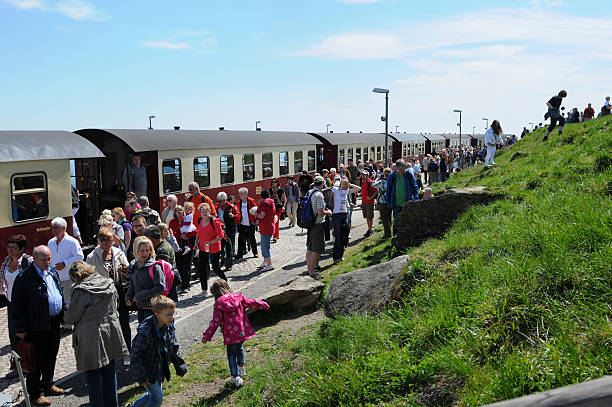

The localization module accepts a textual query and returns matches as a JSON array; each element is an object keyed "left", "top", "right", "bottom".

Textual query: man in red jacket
[
  {"left": 185, "top": 182, "right": 216, "bottom": 226},
  {"left": 235, "top": 187, "right": 258, "bottom": 259},
  {"left": 583, "top": 103, "right": 595, "bottom": 121},
  {"left": 360, "top": 169, "right": 378, "bottom": 237}
]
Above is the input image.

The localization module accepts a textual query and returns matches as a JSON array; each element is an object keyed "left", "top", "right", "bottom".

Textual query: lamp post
[
  {"left": 472, "top": 126, "right": 476, "bottom": 136},
  {"left": 395, "top": 125, "right": 399, "bottom": 133},
  {"left": 373, "top": 88, "right": 389, "bottom": 164},
  {"left": 529, "top": 122, "right": 534, "bottom": 131},
  {"left": 326, "top": 124, "right": 330, "bottom": 133},
  {"left": 256, "top": 121, "right": 261, "bottom": 131},
  {"left": 453, "top": 109, "right": 462, "bottom": 147},
  {"left": 482, "top": 117, "right": 488, "bottom": 130},
  {"left": 148, "top": 115, "right": 155, "bottom": 130}
]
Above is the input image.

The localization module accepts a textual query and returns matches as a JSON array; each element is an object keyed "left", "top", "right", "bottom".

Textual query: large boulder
[
  {"left": 324, "top": 255, "right": 409, "bottom": 318},
  {"left": 260, "top": 275, "right": 325, "bottom": 311},
  {"left": 392, "top": 187, "right": 503, "bottom": 250}
]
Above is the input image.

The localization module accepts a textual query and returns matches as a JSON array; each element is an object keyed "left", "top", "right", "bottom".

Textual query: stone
[
  {"left": 392, "top": 187, "right": 503, "bottom": 250},
  {"left": 324, "top": 255, "right": 410, "bottom": 318},
  {"left": 259, "top": 275, "right": 325, "bottom": 311}
]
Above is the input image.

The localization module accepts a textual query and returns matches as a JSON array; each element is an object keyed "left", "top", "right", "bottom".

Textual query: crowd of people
[{"left": 0, "top": 117, "right": 521, "bottom": 406}]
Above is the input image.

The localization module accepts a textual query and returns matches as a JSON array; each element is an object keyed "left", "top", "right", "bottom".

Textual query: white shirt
[
  {"left": 5, "top": 268, "right": 20, "bottom": 302},
  {"left": 241, "top": 202, "right": 250, "bottom": 226},
  {"left": 331, "top": 187, "right": 350, "bottom": 214},
  {"left": 47, "top": 234, "right": 84, "bottom": 281}
]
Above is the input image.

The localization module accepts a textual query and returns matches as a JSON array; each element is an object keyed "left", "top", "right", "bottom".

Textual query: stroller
[{"left": 0, "top": 351, "right": 32, "bottom": 407}]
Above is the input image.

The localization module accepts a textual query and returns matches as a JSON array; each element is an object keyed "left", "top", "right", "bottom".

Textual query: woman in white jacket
[{"left": 484, "top": 120, "right": 503, "bottom": 168}]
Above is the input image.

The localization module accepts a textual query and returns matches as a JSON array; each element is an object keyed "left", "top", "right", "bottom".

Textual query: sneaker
[
  {"left": 183, "top": 246, "right": 191, "bottom": 255},
  {"left": 364, "top": 230, "right": 373, "bottom": 237},
  {"left": 238, "top": 366, "right": 246, "bottom": 376},
  {"left": 256, "top": 261, "right": 267, "bottom": 270},
  {"left": 260, "top": 265, "right": 274, "bottom": 272},
  {"left": 232, "top": 376, "right": 244, "bottom": 387}
]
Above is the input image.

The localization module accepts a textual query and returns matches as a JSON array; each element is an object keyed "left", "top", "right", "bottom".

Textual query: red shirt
[
  {"left": 190, "top": 193, "right": 216, "bottom": 226},
  {"left": 584, "top": 107, "right": 595, "bottom": 118},
  {"left": 361, "top": 178, "right": 378, "bottom": 204},
  {"left": 197, "top": 217, "right": 224, "bottom": 253},
  {"left": 256, "top": 198, "right": 276, "bottom": 236}
]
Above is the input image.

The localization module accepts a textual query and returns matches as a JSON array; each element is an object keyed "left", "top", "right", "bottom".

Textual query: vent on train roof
[
  {"left": 219, "top": 127, "right": 225, "bottom": 130},
  {"left": 174, "top": 126, "right": 180, "bottom": 130}
]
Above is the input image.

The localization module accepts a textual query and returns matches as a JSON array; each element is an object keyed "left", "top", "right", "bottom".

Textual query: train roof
[
  {"left": 419, "top": 133, "right": 446, "bottom": 141},
  {"left": 392, "top": 133, "right": 427, "bottom": 142},
  {"left": 0, "top": 130, "right": 105, "bottom": 163},
  {"left": 75, "top": 129, "right": 320, "bottom": 152},
  {"left": 311, "top": 132, "right": 399, "bottom": 145}
]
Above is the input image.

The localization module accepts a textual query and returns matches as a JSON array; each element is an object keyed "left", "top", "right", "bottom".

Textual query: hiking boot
[
  {"left": 45, "top": 385, "right": 65, "bottom": 396},
  {"left": 364, "top": 230, "right": 373, "bottom": 237},
  {"left": 31, "top": 396, "right": 52, "bottom": 406}
]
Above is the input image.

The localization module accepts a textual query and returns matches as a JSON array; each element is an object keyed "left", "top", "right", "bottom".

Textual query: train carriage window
[
  {"left": 307, "top": 150, "right": 315, "bottom": 171},
  {"left": 294, "top": 151, "right": 303, "bottom": 173},
  {"left": 220, "top": 155, "right": 235, "bottom": 185},
  {"left": 194, "top": 157, "right": 210, "bottom": 187},
  {"left": 363, "top": 147, "right": 368, "bottom": 162},
  {"left": 11, "top": 172, "right": 49, "bottom": 223},
  {"left": 347, "top": 148, "right": 353, "bottom": 162},
  {"left": 356, "top": 147, "right": 361, "bottom": 162},
  {"left": 339, "top": 149, "right": 345, "bottom": 166},
  {"left": 162, "top": 159, "right": 182, "bottom": 194},
  {"left": 377, "top": 146, "right": 381, "bottom": 161},
  {"left": 279, "top": 152, "right": 289, "bottom": 176},
  {"left": 242, "top": 154, "right": 255, "bottom": 181},
  {"left": 262, "top": 152, "right": 273, "bottom": 178}
]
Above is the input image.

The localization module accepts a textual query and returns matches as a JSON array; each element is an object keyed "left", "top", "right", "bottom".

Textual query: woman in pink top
[
  {"left": 201, "top": 280, "right": 269, "bottom": 387},
  {"left": 195, "top": 203, "right": 227, "bottom": 296}
]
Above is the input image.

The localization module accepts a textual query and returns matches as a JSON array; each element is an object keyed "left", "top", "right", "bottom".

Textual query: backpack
[
  {"left": 322, "top": 188, "right": 334, "bottom": 211},
  {"left": 148, "top": 259, "right": 174, "bottom": 297},
  {"left": 139, "top": 207, "right": 159, "bottom": 226},
  {"left": 298, "top": 192, "right": 316, "bottom": 229},
  {"left": 430, "top": 161, "right": 439, "bottom": 172}
]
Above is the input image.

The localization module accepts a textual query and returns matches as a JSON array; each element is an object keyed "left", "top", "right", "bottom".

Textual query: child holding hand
[{"left": 201, "top": 280, "right": 270, "bottom": 387}]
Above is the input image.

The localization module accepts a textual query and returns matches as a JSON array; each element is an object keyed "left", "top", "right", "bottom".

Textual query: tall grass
[{"left": 213, "top": 117, "right": 612, "bottom": 407}]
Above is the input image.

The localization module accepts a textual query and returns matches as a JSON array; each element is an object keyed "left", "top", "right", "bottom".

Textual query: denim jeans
[
  {"left": 227, "top": 342, "right": 245, "bottom": 377},
  {"left": 392, "top": 206, "right": 403, "bottom": 235},
  {"left": 84, "top": 361, "right": 118, "bottom": 407},
  {"left": 260, "top": 234, "right": 272, "bottom": 260},
  {"left": 133, "top": 379, "right": 163, "bottom": 407}
]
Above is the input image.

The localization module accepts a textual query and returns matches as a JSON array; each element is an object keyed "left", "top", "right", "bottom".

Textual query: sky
[{"left": 1, "top": 0, "right": 610, "bottom": 136}]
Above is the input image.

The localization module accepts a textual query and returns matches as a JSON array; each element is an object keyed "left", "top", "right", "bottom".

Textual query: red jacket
[
  {"left": 189, "top": 192, "right": 216, "bottom": 226},
  {"left": 238, "top": 197, "right": 258, "bottom": 225}
]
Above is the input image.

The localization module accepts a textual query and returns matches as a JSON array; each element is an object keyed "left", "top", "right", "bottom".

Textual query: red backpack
[{"left": 148, "top": 259, "right": 174, "bottom": 296}]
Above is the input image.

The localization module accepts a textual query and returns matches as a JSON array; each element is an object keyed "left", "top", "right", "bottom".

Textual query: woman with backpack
[
  {"left": 125, "top": 236, "right": 165, "bottom": 322},
  {"left": 195, "top": 203, "right": 228, "bottom": 297}
]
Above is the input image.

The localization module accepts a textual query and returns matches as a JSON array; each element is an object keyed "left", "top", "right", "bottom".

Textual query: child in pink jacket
[{"left": 202, "top": 279, "right": 270, "bottom": 387}]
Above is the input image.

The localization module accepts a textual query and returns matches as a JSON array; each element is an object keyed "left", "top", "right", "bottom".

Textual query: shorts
[
  {"left": 307, "top": 223, "right": 325, "bottom": 253},
  {"left": 361, "top": 202, "right": 375, "bottom": 220}
]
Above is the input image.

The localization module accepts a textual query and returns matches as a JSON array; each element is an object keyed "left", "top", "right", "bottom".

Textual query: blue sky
[{"left": 1, "top": 0, "right": 610, "bottom": 135}]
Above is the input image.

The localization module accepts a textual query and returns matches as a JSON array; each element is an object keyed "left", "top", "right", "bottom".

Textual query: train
[{"left": 0, "top": 127, "right": 491, "bottom": 257}]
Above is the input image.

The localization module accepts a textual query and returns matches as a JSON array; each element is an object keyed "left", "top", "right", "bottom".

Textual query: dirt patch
[{"left": 163, "top": 310, "right": 326, "bottom": 407}]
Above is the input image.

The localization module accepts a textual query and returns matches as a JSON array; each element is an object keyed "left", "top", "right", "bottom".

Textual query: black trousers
[
  {"left": 237, "top": 224, "right": 257, "bottom": 256},
  {"left": 199, "top": 251, "right": 227, "bottom": 291},
  {"left": 176, "top": 251, "right": 192, "bottom": 289},
  {"left": 222, "top": 231, "right": 235, "bottom": 269},
  {"left": 27, "top": 315, "right": 61, "bottom": 398}
]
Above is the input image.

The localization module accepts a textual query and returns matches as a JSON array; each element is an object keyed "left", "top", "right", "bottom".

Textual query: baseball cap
[
  {"left": 314, "top": 175, "right": 325, "bottom": 184},
  {"left": 144, "top": 225, "right": 161, "bottom": 240}
]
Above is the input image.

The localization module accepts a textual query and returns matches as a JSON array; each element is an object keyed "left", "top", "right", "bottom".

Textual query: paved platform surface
[{"left": 0, "top": 209, "right": 371, "bottom": 406}]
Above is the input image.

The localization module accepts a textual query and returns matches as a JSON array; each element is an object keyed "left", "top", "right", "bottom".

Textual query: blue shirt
[{"left": 33, "top": 264, "right": 63, "bottom": 317}]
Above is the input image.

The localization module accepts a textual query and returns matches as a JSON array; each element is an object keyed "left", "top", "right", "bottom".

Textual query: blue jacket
[
  {"left": 130, "top": 315, "right": 186, "bottom": 384},
  {"left": 386, "top": 169, "right": 419, "bottom": 208}
]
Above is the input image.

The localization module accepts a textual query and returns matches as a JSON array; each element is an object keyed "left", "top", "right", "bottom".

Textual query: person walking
[
  {"left": 86, "top": 228, "right": 132, "bottom": 360},
  {"left": 360, "top": 169, "right": 378, "bottom": 237},
  {"left": 215, "top": 192, "right": 238, "bottom": 272},
  {"left": 201, "top": 279, "right": 270, "bottom": 388},
  {"left": 11, "top": 245, "right": 65, "bottom": 406},
  {"left": 269, "top": 179, "right": 286, "bottom": 242},
  {"left": 169, "top": 205, "right": 195, "bottom": 291},
  {"left": 235, "top": 188, "right": 258, "bottom": 259},
  {"left": 125, "top": 236, "right": 165, "bottom": 322},
  {"left": 385, "top": 160, "right": 419, "bottom": 236},
  {"left": 543, "top": 89, "right": 567, "bottom": 141},
  {"left": 583, "top": 103, "right": 595, "bottom": 122},
  {"left": 283, "top": 175, "right": 300, "bottom": 227},
  {"left": 196, "top": 203, "right": 228, "bottom": 296},
  {"left": 372, "top": 168, "right": 392, "bottom": 239},
  {"left": 64, "top": 261, "right": 129, "bottom": 407},
  {"left": 255, "top": 189, "right": 276, "bottom": 272},
  {"left": 331, "top": 177, "right": 360, "bottom": 262},
  {"left": 47, "top": 217, "right": 84, "bottom": 307},
  {"left": 484, "top": 120, "right": 503, "bottom": 168}
]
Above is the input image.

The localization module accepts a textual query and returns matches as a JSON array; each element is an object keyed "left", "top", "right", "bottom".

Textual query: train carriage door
[
  {"left": 392, "top": 141, "right": 402, "bottom": 161},
  {"left": 321, "top": 145, "right": 337, "bottom": 172},
  {"left": 72, "top": 157, "right": 102, "bottom": 245}
]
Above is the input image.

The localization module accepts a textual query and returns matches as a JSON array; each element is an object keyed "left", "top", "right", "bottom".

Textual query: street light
[
  {"left": 472, "top": 126, "right": 476, "bottom": 136},
  {"left": 256, "top": 121, "right": 261, "bottom": 131},
  {"left": 326, "top": 124, "right": 330, "bottom": 133},
  {"left": 482, "top": 117, "right": 488, "bottom": 130},
  {"left": 373, "top": 88, "right": 389, "bottom": 164},
  {"left": 395, "top": 125, "right": 399, "bottom": 133},
  {"left": 148, "top": 115, "right": 155, "bottom": 130},
  {"left": 453, "top": 109, "right": 462, "bottom": 147}
]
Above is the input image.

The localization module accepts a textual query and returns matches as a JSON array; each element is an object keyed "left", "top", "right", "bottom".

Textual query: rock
[
  {"left": 260, "top": 275, "right": 325, "bottom": 311},
  {"left": 392, "top": 187, "right": 503, "bottom": 250},
  {"left": 324, "top": 255, "right": 409, "bottom": 318}
]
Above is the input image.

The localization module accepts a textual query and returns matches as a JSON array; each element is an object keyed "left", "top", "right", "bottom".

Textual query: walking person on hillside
[
  {"left": 583, "top": 103, "right": 595, "bottom": 121},
  {"left": 64, "top": 261, "right": 128, "bottom": 407},
  {"left": 201, "top": 279, "right": 270, "bottom": 388},
  {"left": 484, "top": 120, "right": 503, "bottom": 168},
  {"left": 543, "top": 89, "right": 567, "bottom": 141},
  {"left": 386, "top": 160, "right": 419, "bottom": 236},
  {"left": 129, "top": 295, "right": 186, "bottom": 407}
]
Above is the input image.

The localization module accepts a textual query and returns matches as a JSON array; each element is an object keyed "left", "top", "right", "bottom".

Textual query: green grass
[{"left": 210, "top": 116, "right": 612, "bottom": 407}]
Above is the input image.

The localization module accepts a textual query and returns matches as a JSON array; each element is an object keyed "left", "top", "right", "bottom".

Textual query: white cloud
[
  {"left": 529, "top": 0, "right": 564, "bottom": 7},
  {"left": 337, "top": 0, "right": 383, "bottom": 3},
  {"left": 143, "top": 41, "right": 189, "bottom": 50},
  {"left": 2, "top": 0, "right": 44, "bottom": 9},
  {"left": 55, "top": 0, "right": 102, "bottom": 20},
  {"left": 294, "top": 33, "right": 406, "bottom": 59}
]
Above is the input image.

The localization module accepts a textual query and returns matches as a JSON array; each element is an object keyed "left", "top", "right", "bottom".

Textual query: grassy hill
[{"left": 208, "top": 117, "right": 612, "bottom": 407}]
